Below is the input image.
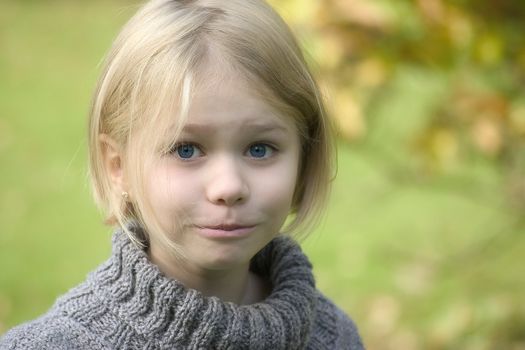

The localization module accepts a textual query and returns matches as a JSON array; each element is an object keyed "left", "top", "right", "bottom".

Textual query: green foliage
[
  {"left": 272, "top": 0, "right": 525, "bottom": 177},
  {"left": 267, "top": 0, "right": 525, "bottom": 347}
]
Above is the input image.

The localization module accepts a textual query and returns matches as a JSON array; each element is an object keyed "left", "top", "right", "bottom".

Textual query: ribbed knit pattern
[{"left": 0, "top": 228, "right": 364, "bottom": 349}]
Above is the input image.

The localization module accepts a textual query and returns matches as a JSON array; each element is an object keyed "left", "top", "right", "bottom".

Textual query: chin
[{"left": 200, "top": 248, "right": 252, "bottom": 270}]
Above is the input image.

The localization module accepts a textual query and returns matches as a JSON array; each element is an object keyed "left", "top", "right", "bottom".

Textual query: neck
[
  {"left": 88, "top": 230, "right": 319, "bottom": 349},
  {"left": 148, "top": 243, "right": 269, "bottom": 305}
]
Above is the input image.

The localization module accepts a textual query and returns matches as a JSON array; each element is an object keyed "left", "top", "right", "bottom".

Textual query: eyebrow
[{"left": 181, "top": 121, "right": 291, "bottom": 135}]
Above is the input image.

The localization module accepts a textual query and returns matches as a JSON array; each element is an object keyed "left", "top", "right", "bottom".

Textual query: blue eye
[
  {"left": 248, "top": 143, "right": 273, "bottom": 158},
  {"left": 173, "top": 143, "right": 201, "bottom": 159}
]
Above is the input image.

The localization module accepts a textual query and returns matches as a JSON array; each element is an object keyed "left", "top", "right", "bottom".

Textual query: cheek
[
  {"left": 254, "top": 161, "right": 299, "bottom": 216},
  {"left": 148, "top": 162, "right": 196, "bottom": 196},
  {"left": 144, "top": 164, "right": 195, "bottom": 226}
]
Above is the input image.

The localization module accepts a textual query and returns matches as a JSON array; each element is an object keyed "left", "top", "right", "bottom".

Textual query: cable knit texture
[{"left": 0, "top": 228, "right": 364, "bottom": 349}]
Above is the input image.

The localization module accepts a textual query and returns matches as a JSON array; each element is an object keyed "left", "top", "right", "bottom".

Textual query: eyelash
[
  {"left": 169, "top": 142, "right": 203, "bottom": 160},
  {"left": 169, "top": 142, "right": 278, "bottom": 160}
]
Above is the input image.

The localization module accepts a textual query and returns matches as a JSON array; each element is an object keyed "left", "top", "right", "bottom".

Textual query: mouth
[
  {"left": 195, "top": 223, "right": 256, "bottom": 238},
  {"left": 205, "top": 224, "right": 251, "bottom": 230}
]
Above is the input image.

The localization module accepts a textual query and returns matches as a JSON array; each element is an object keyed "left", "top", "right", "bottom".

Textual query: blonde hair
[{"left": 88, "top": 0, "right": 335, "bottom": 245}]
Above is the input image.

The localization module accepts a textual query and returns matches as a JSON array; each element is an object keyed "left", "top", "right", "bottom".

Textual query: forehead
[
  {"left": 180, "top": 65, "right": 296, "bottom": 126},
  {"left": 187, "top": 74, "right": 297, "bottom": 132}
]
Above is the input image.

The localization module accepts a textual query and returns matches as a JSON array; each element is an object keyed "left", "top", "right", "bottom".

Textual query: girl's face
[{"left": 144, "top": 75, "right": 301, "bottom": 274}]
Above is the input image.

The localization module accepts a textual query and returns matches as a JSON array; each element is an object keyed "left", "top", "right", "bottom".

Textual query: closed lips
[{"left": 198, "top": 224, "right": 254, "bottom": 230}]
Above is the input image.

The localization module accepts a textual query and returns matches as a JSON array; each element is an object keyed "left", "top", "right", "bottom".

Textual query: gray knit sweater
[{"left": 0, "top": 229, "right": 364, "bottom": 349}]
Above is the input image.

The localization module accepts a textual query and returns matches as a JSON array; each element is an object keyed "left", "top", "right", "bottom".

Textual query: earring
[{"left": 122, "top": 191, "right": 129, "bottom": 201}]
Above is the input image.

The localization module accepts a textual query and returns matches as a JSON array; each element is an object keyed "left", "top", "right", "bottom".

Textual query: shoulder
[
  {"left": 0, "top": 284, "right": 108, "bottom": 350},
  {"left": 0, "top": 313, "right": 104, "bottom": 350},
  {"left": 309, "top": 293, "right": 365, "bottom": 350}
]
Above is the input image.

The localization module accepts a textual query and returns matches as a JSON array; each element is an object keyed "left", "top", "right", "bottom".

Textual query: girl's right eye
[{"left": 171, "top": 143, "right": 203, "bottom": 160}]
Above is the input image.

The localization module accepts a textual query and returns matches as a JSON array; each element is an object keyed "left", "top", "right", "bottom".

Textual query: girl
[{"left": 1, "top": 0, "right": 363, "bottom": 348}]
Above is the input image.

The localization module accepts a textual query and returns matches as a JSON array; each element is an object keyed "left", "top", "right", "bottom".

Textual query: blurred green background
[{"left": 1, "top": 0, "right": 525, "bottom": 349}]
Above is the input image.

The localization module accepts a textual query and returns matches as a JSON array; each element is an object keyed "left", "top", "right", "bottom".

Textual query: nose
[{"left": 206, "top": 157, "right": 249, "bottom": 206}]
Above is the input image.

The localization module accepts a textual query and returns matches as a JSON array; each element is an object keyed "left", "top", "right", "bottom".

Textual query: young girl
[{"left": 1, "top": 0, "right": 363, "bottom": 348}]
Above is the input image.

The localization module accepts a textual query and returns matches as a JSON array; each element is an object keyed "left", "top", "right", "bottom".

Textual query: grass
[{"left": 1, "top": 1, "right": 524, "bottom": 349}]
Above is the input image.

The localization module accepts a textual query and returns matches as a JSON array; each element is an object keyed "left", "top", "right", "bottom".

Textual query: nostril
[
  {"left": 217, "top": 193, "right": 246, "bottom": 206},
  {"left": 207, "top": 182, "right": 249, "bottom": 206}
]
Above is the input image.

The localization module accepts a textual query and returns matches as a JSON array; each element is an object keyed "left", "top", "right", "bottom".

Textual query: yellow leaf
[
  {"left": 331, "top": 88, "right": 366, "bottom": 140},
  {"left": 332, "top": 0, "right": 392, "bottom": 30},
  {"left": 355, "top": 58, "right": 388, "bottom": 88},
  {"left": 471, "top": 117, "right": 502, "bottom": 156},
  {"left": 475, "top": 33, "right": 504, "bottom": 66},
  {"left": 366, "top": 294, "right": 401, "bottom": 337}
]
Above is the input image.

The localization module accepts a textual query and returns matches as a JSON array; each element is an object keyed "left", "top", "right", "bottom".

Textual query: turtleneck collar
[{"left": 87, "top": 228, "right": 318, "bottom": 349}]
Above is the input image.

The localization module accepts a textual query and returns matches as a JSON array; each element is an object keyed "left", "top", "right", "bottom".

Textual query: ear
[{"left": 99, "top": 134, "right": 127, "bottom": 194}]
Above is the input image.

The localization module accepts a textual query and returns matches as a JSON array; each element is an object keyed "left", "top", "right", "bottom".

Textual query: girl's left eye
[
  {"left": 247, "top": 143, "right": 275, "bottom": 159},
  {"left": 171, "top": 143, "right": 203, "bottom": 160}
]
